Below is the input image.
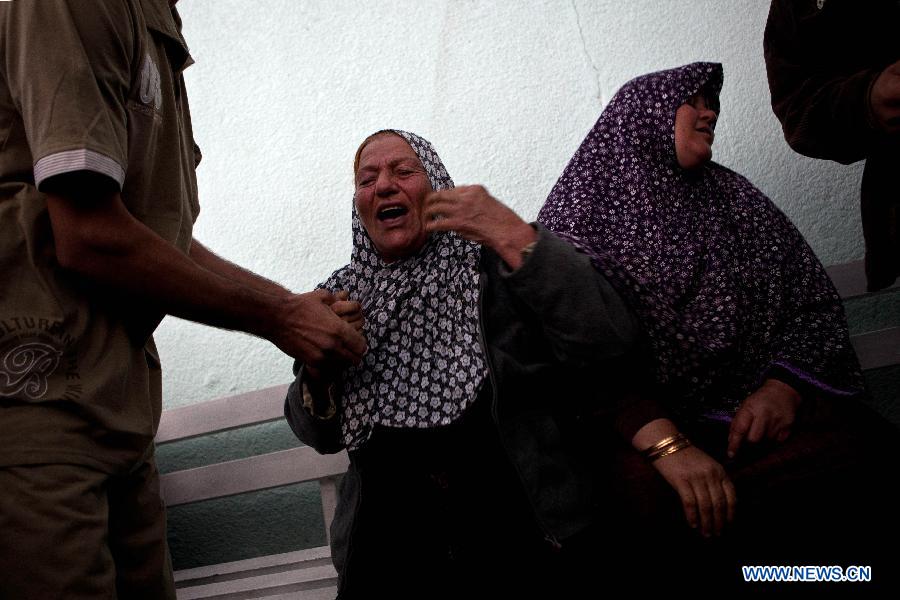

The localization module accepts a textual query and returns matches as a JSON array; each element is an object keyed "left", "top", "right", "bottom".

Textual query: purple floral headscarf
[
  {"left": 539, "top": 62, "right": 863, "bottom": 421},
  {"left": 319, "top": 130, "right": 487, "bottom": 450}
]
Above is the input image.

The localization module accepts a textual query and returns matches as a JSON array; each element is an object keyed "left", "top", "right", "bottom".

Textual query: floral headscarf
[
  {"left": 320, "top": 130, "right": 487, "bottom": 450},
  {"left": 539, "top": 62, "right": 863, "bottom": 421}
]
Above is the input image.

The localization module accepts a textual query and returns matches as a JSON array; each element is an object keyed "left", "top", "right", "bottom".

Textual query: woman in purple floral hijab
[
  {"left": 539, "top": 62, "right": 898, "bottom": 591},
  {"left": 540, "top": 61, "right": 863, "bottom": 429}
]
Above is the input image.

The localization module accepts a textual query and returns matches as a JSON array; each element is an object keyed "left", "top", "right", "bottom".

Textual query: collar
[{"left": 138, "top": 0, "right": 194, "bottom": 72}]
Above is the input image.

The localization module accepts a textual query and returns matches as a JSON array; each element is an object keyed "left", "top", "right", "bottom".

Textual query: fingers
[
  {"left": 677, "top": 482, "right": 700, "bottom": 532},
  {"left": 691, "top": 480, "right": 715, "bottom": 538},
  {"left": 746, "top": 410, "right": 767, "bottom": 444},
  {"left": 723, "top": 477, "right": 737, "bottom": 525},
  {"left": 331, "top": 299, "right": 362, "bottom": 318},
  {"left": 288, "top": 292, "right": 368, "bottom": 367},
  {"left": 333, "top": 321, "right": 367, "bottom": 363},
  {"left": 334, "top": 304, "right": 364, "bottom": 332},
  {"left": 727, "top": 407, "right": 753, "bottom": 458},
  {"left": 706, "top": 479, "right": 728, "bottom": 537},
  {"left": 312, "top": 288, "right": 338, "bottom": 306},
  {"left": 423, "top": 191, "right": 461, "bottom": 228}
]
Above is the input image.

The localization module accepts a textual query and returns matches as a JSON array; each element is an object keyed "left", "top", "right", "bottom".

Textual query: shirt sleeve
[{"left": 2, "top": 0, "right": 134, "bottom": 190}]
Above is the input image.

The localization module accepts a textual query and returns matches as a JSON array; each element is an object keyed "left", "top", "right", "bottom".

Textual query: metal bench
[{"left": 157, "top": 259, "right": 897, "bottom": 599}]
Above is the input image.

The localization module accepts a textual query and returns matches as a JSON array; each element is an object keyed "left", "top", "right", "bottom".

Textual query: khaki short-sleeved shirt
[{"left": 0, "top": 0, "right": 200, "bottom": 472}]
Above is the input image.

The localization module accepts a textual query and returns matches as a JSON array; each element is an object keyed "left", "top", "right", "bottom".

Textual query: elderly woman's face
[
  {"left": 674, "top": 93, "right": 717, "bottom": 170},
  {"left": 354, "top": 134, "right": 433, "bottom": 263}
]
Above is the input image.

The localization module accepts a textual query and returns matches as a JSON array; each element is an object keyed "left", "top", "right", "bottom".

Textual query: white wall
[{"left": 159, "top": 0, "right": 865, "bottom": 408}]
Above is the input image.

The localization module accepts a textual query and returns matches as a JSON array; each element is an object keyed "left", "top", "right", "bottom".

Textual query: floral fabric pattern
[
  {"left": 321, "top": 130, "right": 487, "bottom": 450},
  {"left": 538, "top": 62, "right": 863, "bottom": 421}
]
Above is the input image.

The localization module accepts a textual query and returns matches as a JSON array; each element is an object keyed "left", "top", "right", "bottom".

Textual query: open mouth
[
  {"left": 696, "top": 127, "right": 714, "bottom": 137},
  {"left": 377, "top": 205, "right": 409, "bottom": 221}
]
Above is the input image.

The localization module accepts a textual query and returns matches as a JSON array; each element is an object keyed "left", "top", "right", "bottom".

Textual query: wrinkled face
[
  {"left": 674, "top": 93, "right": 718, "bottom": 170},
  {"left": 354, "top": 133, "right": 433, "bottom": 263}
]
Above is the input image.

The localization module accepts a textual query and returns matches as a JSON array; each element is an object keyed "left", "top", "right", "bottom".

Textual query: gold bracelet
[
  {"left": 640, "top": 434, "right": 681, "bottom": 459},
  {"left": 641, "top": 433, "right": 690, "bottom": 461},
  {"left": 647, "top": 438, "right": 692, "bottom": 461}
]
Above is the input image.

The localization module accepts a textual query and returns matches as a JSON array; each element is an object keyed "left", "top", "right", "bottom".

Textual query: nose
[
  {"left": 374, "top": 169, "right": 398, "bottom": 196},
  {"left": 701, "top": 109, "right": 718, "bottom": 128}
]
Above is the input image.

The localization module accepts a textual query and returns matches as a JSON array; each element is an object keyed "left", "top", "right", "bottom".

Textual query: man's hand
[
  {"left": 271, "top": 289, "right": 367, "bottom": 368},
  {"left": 424, "top": 185, "right": 536, "bottom": 269},
  {"left": 870, "top": 60, "right": 900, "bottom": 134},
  {"left": 727, "top": 378, "right": 802, "bottom": 458}
]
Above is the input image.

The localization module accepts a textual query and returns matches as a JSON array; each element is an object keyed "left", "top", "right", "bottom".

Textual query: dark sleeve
[
  {"left": 497, "top": 224, "right": 640, "bottom": 366},
  {"left": 764, "top": 0, "right": 881, "bottom": 164},
  {"left": 613, "top": 381, "right": 670, "bottom": 444},
  {"left": 283, "top": 362, "right": 345, "bottom": 455}
]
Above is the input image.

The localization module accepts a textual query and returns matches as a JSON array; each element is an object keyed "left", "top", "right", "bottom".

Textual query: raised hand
[{"left": 424, "top": 185, "right": 536, "bottom": 269}]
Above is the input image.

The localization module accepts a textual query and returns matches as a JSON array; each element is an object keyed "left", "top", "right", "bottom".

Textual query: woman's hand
[
  {"left": 305, "top": 290, "right": 364, "bottom": 386},
  {"left": 727, "top": 378, "right": 801, "bottom": 458},
  {"left": 331, "top": 290, "right": 364, "bottom": 332},
  {"left": 652, "top": 445, "right": 737, "bottom": 538},
  {"left": 633, "top": 418, "right": 736, "bottom": 537},
  {"left": 424, "top": 185, "right": 537, "bottom": 270}
]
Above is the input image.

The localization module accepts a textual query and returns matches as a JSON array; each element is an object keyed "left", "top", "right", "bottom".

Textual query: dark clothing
[
  {"left": 339, "top": 387, "right": 550, "bottom": 599},
  {"left": 611, "top": 395, "right": 900, "bottom": 594},
  {"left": 286, "top": 226, "right": 646, "bottom": 595},
  {"left": 765, "top": 0, "right": 900, "bottom": 291}
]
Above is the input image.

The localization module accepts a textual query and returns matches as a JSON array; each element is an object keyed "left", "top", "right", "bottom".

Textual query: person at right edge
[
  {"left": 540, "top": 61, "right": 899, "bottom": 594},
  {"left": 765, "top": 0, "right": 899, "bottom": 291}
]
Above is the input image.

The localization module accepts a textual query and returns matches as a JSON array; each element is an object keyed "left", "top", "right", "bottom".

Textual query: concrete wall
[
  {"left": 159, "top": 1, "right": 891, "bottom": 569},
  {"left": 159, "top": 0, "right": 866, "bottom": 410}
]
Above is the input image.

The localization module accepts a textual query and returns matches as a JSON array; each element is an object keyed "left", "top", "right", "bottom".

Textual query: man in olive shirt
[{"left": 0, "top": 1, "right": 366, "bottom": 598}]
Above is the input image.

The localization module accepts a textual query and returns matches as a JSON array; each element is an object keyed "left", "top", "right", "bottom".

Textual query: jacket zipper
[{"left": 477, "top": 270, "right": 562, "bottom": 551}]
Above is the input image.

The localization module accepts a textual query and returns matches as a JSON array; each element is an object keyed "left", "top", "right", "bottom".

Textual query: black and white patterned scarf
[{"left": 320, "top": 130, "right": 487, "bottom": 450}]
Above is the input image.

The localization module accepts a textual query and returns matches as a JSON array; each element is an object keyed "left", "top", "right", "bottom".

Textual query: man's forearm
[
  {"left": 190, "top": 240, "right": 289, "bottom": 298},
  {"left": 47, "top": 191, "right": 284, "bottom": 340}
]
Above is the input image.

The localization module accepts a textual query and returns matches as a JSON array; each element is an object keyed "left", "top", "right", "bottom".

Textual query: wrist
[
  {"left": 246, "top": 291, "right": 286, "bottom": 342},
  {"left": 641, "top": 432, "right": 692, "bottom": 462},
  {"left": 632, "top": 417, "right": 680, "bottom": 450},
  {"left": 495, "top": 222, "right": 538, "bottom": 270},
  {"left": 763, "top": 378, "right": 802, "bottom": 407}
]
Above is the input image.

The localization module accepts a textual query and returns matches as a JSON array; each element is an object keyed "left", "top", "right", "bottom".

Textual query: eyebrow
[{"left": 356, "top": 157, "right": 421, "bottom": 174}]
